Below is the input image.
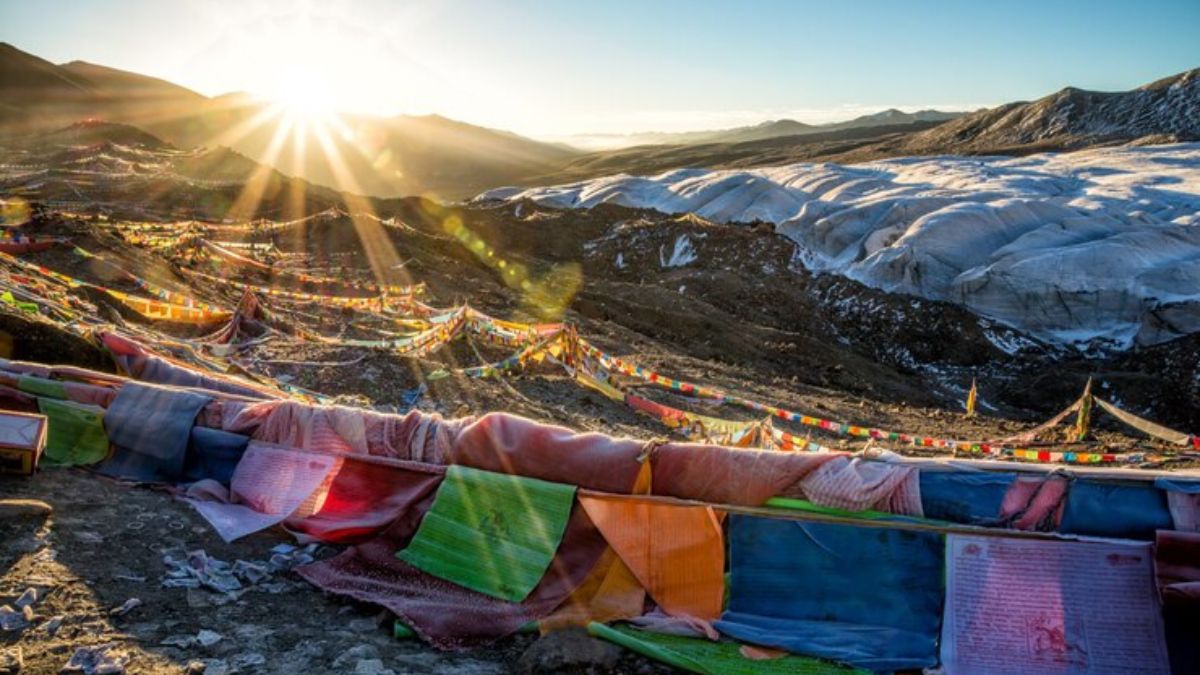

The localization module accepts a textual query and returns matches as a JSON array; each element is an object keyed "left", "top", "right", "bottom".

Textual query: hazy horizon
[{"left": 3, "top": 0, "right": 1199, "bottom": 141}]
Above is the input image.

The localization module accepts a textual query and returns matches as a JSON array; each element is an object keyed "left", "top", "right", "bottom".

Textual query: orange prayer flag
[
  {"left": 539, "top": 457, "right": 656, "bottom": 632},
  {"left": 579, "top": 494, "right": 725, "bottom": 621},
  {"left": 538, "top": 546, "right": 646, "bottom": 632}
]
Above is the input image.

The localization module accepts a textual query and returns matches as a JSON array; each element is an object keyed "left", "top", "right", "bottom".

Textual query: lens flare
[{"left": 440, "top": 214, "right": 581, "bottom": 320}]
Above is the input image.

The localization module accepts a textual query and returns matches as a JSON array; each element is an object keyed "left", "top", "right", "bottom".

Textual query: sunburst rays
[
  {"left": 308, "top": 119, "right": 408, "bottom": 288},
  {"left": 283, "top": 118, "right": 310, "bottom": 223},
  {"left": 225, "top": 112, "right": 294, "bottom": 222},
  {"left": 200, "top": 85, "right": 581, "bottom": 395}
]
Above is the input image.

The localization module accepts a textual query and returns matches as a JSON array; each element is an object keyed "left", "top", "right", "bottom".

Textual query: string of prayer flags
[
  {"left": 187, "top": 269, "right": 421, "bottom": 313},
  {"left": 4, "top": 248, "right": 231, "bottom": 324},
  {"left": 104, "top": 289, "right": 232, "bottom": 325},
  {"left": 573, "top": 337, "right": 1162, "bottom": 464}
]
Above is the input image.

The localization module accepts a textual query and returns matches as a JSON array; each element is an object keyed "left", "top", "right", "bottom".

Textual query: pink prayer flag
[{"left": 941, "top": 534, "right": 1169, "bottom": 674}]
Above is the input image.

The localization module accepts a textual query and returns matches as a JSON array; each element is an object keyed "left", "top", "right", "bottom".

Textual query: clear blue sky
[{"left": 2, "top": 0, "right": 1197, "bottom": 137}]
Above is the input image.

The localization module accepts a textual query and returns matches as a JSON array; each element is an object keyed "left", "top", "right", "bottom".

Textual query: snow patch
[
  {"left": 982, "top": 326, "right": 1041, "bottom": 356},
  {"left": 660, "top": 234, "right": 699, "bottom": 268}
]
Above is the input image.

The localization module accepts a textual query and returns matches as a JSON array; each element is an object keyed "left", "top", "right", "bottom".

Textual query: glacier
[{"left": 480, "top": 144, "right": 1200, "bottom": 348}]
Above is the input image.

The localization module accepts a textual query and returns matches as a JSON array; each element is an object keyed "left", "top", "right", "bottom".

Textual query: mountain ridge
[
  {"left": 566, "top": 109, "right": 963, "bottom": 149},
  {"left": 59, "top": 60, "right": 207, "bottom": 103},
  {"left": 0, "top": 42, "right": 581, "bottom": 199},
  {"left": 883, "top": 68, "right": 1200, "bottom": 155}
]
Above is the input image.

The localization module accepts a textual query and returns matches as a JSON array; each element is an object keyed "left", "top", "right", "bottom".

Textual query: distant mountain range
[
  {"left": 537, "top": 68, "right": 1200, "bottom": 185},
  {"left": 568, "top": 109, "right": 963, "bottom": 149},
  {"left": 2, "top": 42, "right": 1196, "bottom": 200}
]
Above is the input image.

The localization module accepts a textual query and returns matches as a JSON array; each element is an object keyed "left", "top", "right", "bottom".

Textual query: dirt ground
[{"left": 1, "top": 469, "right": 673, "bottom": 675}]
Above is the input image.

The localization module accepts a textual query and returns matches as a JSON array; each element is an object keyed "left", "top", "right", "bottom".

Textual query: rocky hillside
[
  {"left": 892, "top": 68, "right": 1200, "bottom": 154},
  {"left": 525, "top": 122, "right": 949, "bottom": 185}
]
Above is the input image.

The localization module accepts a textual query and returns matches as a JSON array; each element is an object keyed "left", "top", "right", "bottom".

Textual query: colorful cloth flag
[
  {"left": 397, "top": 465, "right": 577, "bottom": 602},
  {"left": 38, "top": 398, "right": 109, "bottom": 465},
  {"left": 716, "top": 516, "right": 944, "bottom": 671},
  {"left": 579, "top": 494, "right": 725, "bottom": 620},
  {"left": 588, "top": 623, "right": 865, "bottom": 675}
]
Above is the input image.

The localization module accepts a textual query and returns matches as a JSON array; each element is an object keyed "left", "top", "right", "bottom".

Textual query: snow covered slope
[{"left": 480, "top": 144, "right": 1200, "bottom": 348}]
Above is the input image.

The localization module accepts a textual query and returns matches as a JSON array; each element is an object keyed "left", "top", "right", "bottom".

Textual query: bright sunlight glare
[{"left": 265, "top": 66, "right": 339, "bottom": 122}]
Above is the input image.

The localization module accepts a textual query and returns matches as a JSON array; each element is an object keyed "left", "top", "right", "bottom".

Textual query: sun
[{"left": 266, "top": 66, "right": 338, "bottom": 123}]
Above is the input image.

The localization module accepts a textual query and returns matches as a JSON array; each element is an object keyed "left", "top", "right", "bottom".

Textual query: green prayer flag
[
  {"left": 397, "top": 465, "right": 576, "bottom": 602},
  {"left": 18, "top": 375, "right": 67, "bottom": 400},
  {"left": 587, "top": 623, "right": 866, "bottom": 675},
  {"left": 38, "top": 398, "right": 110, "bottom": 465}
]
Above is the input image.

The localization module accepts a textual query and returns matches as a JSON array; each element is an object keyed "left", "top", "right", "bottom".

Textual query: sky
[{"left": 2, "top": 0, "right": 1198, "bottom": 139}]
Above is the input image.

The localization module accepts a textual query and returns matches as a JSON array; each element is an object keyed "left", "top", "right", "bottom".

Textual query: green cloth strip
[
  {"left": 393, "top": 619, "right": 537, "bottom": 641},
  {"left": 393, "top": 621, "right": 416, "bottom": 640},
  {"left": 765, "top": 496, "right": 944, "bottom": 526},
  {"left": 764, "top": 497, "right": 895, "bottom": 520},
  {"left": 1, "top": 291, "right": 38, "bottom": 314},
  {"left": 38, "top": 397, "right": 109, "bottom": 465},
  {"left": 587, "top": 623, "right": 866, "bottom": 675},
  {"left": 18, "top": 375, "right": 67, "bottom": 400},
  {"left": 397, "top": 464, "right": 577, "bottom": 602}
]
